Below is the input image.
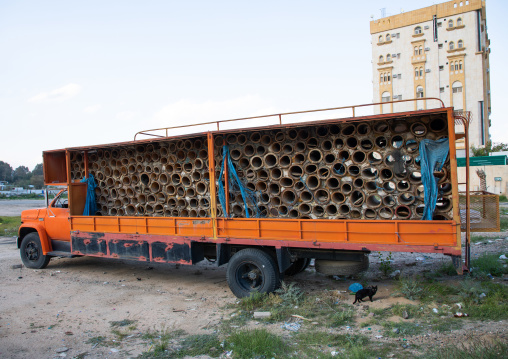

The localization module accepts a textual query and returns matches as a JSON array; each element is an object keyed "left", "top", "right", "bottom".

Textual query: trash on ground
[
  {"left": 253, "top": 311, "right": 271, "bottom": 319},
  {"left": 499, "top": 254, "right": 507, "bottom": 260},
  {"left": 454, "top": 312, "right": 469, "bottom": 317},
  {"left": 348, "top": 283, "right": 363, "bottom": 293},
  {"left": 56, "top": 348, "right": 69, "bottom": 353},
  {"left": 281, "top": 322, "right": 301, "bottom": 332}
]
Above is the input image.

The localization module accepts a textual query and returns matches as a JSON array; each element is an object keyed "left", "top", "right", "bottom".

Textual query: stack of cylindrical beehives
[
  {"left": 214, "top": 114, "right": 452, "bottom": 220},
  {"left": 68, "top": 114, "right": 452, "bottom": 220},
  {"left": 81, "top": 137, "right": 211, "bottom": 217},
  {"left": 70, "top": 152, "right": 85, "bottom": 181}
]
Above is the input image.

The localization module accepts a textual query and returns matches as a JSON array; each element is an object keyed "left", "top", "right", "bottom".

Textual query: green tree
[
  {"left": 12, "top": 166, "right": 30, "bottom": 182},
  {"left": 0, "top": 161, "right": 13, "bottom": 182},
  {"left": 31, "top": 163, "right": 43, "bottom": 176},
  {"left": 471, "top": 141, "right": 508, "bottom": 157}
]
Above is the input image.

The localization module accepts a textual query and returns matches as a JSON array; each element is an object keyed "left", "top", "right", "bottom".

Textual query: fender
[{"left": 18, "top": 223, "right": 52, "bottom": 254}]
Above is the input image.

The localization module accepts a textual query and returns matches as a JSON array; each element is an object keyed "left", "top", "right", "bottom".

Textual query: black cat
[{"left": 353, "top": 286, "right": 378, "bottom": 304}]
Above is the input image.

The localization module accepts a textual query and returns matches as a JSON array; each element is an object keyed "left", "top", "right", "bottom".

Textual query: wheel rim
[
  {"left": 25, "top": 241, "right": 39, "bottom": 261},
  {"left": 237, "top": 261, "right": 265, "bottom": 292}
]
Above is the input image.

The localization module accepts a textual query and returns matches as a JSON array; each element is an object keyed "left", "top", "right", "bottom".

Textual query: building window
[
  {"left": 415, "top": 68, "right": 419, "bottom": 77},
  {"left": 415, "top": 26, "right": 422, "bottom": 35},
  {"left": 438, "top": 22, "right": 442, "bottom": 27},
  {"left": 397, "top": 53, "right": 401, "bottom": 58},
  {"left": 439, "top": 65, "right": 444, "bottom": 70},
  {"left": 384, "top": 73, "right": 387, "bottom": 82},
  {"left": 450, "top": 63, "right": 454, "bottom": 71},
  {"left": 380, "top": 74, "right": 384, "bottom": 83},
  {"left": 379, "top": 35, "right": 383, "bottom": 43},
  {"left": 448, "top": 19, "right": 454, "bottom": 28},
  {"left": 386, "top": 34, "right": 390, "bottom": 41},
  {"left": 455, "top": 61, "right": 459, "bottom": 71},
  {"left": 458, "top": 40, "right": 463, "bottom": 48},
  {"left": 419, "top": 46, "right": 423, "bottom": 55},
  {"left": 386, "top": 54, "right": 391, "bottom": 62},
  {"left": 449, "top": 41, "right": 455, "bottom": 50},
  {"left": 381, "top": 92, "right": 390, "bottom": 102},
  {"left": 457, "top": 18, "right": 463, "bottom": 26},
  {"left": 416, "top": 86, "right": 424, "bottom": 98},
  {"left": 398, "top": 73, "right": 401, "bottom": 79},
  {"left": 419, "top": 67, "right": 423, "bottom": 77},
  {"left": 440, "top": 87, "right": 445, "bottom": 93},
  {"left": 414, "top": 46, "right": 418, "bottom": 55},
  {"left": 438, "top": 44, "right": 443, "bottom": 49},
  {"left": 379, "top": 55, "right": 384, "bottom": 63},
  {"left": 459, "top": 60, "right": 463, "bottom": 70},
  {"left": 452, "top": 81, "right": 463, "bottom": 93}
]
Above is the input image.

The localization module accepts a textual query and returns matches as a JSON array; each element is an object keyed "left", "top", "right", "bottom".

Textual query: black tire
[
  {"left": 20, "top": 232, "right": 51, "bottom": 269},
  {"left": 226, "top": 248, "right": 280, "bottom": 298},
  {"left": 284, "top": 258, "right": 310, "bottom": 276},
  {"left": 315, "top": 256, "right": 369, "bottom": 276}
]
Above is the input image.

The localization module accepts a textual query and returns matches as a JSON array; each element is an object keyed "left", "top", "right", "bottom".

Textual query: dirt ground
[
  {"left": 0, "top": 200, "right": 46, "bottom": 216},
  {"left": 0, "top": 201, "right": 507, "bottom": 358}
]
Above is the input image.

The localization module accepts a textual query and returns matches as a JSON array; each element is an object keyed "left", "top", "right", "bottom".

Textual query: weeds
[
  {"left": 378, "top": 252, "right": 393, "bottom": 276},
  {"left": 329, "top": 306, "right": 355, "bottom": 327},
  {"left": 275, "top": 281, "right": 304, "bottom": 304},
  {"left": 425, "top": 336, "right": 508, "bottom": 358},
  {"left": 226, "top": 328, "right": 288, "bottom": 359},
  {"left": 110, "top": 319, "right": 136, "bottom": 328},
  {"left": 471, "top": 252, "right": 508, "bottom": 278},
  {"left": 0, "top": 216, "right": 20, "bottom": 236},
  {"left": 178, "top": 334, "right": 221, "bottom": 357},
  {"left": 397, "top": 277, "right": 424, "bottom": 300}
]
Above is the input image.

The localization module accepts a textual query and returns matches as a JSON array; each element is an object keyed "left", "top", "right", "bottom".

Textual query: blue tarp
[
  {"left": 419, "top": 139, "right": 449, "bottom": 220},
  {"left": 218, "top": 145, "right": 260, "bottom": 218},
  {"left": 80, "top": 174, "right": 97, "bottom": 216}
]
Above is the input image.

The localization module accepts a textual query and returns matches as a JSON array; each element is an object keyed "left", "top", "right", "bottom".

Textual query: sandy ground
[{"left": 0, "top": 200, "right": 507, "bottom": 358}]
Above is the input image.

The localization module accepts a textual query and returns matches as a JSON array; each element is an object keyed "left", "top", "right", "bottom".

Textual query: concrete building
[{"left": 370, "top": 0, "right": 491, "bottom": 154}]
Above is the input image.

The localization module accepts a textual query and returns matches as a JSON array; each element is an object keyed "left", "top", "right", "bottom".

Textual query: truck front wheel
[
  {"left": 20, "top": 232, "right": 51, "bottom": 269},
  {"left": 226, "top": 248, "right": 279, "bottom": 298}
]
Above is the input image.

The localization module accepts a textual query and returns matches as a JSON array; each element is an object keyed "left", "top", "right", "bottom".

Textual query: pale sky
[{"left": 1, "top": 0, "right": 507, "bottom": 170}]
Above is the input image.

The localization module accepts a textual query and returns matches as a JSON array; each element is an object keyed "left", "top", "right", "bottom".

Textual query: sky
[{"left": 1, "top": 0, "right": 507, "bottom": 170}]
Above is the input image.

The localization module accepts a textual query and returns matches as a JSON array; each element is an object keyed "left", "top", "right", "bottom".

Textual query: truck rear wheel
[
  {"left": 315, "top": 256, "right": 369, "bottom": 276},
  {"left": 284, "top": 258, "right": 310, "bottom": 276},
  {"left": 20, "top": 232, "right": 51, "bottom": 269},
  {"left": 226, "top": 248, "right": 279, "bottom": 298}
]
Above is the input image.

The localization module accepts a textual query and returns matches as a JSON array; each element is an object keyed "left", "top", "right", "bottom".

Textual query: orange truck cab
[{"left": 18, "top": 189, "right": 73, "bottom": 268}]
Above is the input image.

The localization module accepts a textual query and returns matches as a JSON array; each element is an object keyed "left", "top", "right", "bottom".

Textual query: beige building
[{"left": 370, "top": 0, "right": 491, "bottom": 154}]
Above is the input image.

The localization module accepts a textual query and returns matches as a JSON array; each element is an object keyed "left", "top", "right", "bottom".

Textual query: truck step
[{"left": 47, "top": 251, "right": 78, "bottom": 258}]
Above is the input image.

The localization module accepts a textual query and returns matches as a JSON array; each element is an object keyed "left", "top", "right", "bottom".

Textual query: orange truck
[{"left": 18, "top": 102, "right": 468, "bottom": 297}]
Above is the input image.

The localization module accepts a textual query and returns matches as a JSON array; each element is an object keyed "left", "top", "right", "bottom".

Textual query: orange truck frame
[{"left": 18, "top": 102, "right": 464, "bottom": 297}]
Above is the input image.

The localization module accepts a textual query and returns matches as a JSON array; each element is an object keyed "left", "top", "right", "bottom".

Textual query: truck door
[{"left": 45, "top": 189, "right": 71, "bottom": 241}]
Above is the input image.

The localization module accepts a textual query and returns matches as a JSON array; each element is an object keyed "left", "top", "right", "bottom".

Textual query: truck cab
[{"left": 18, "top": 188, "right": 72, "bottom": 269}]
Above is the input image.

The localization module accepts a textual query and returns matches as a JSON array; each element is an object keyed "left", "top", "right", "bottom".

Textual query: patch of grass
[
  {"left": 425, "top": 337, "right": 508, "bottom": 358},
  {"left": 382, "top": 321, "right": 426, "bottom": 337},
  {"left": 471, "top": 253, "right": 508, "bottom": 278},
  {"left": 86, "top": 336, "right": 106, "bottom": 346},
  {"left": 499, "top": 195, "right": 508, "bottom": 203},
  {"left": 397, "top": 277, "right": 424, "bottom": 300},
  {"left": 238, "top": 291, "right": 268, "bottom": 311},
  {"left": 110, "top": 319, "right": 137, "bottom": 327},
  {"left": 391, "top": 304, "right": 425, "bottom": 319},
  {"left": 226, "top": 328, "right": 289, "bottom": 359},
  {"left": 500, "top": 216, "right": 508, "bottom": 231},
  {"left": 463, "top": 281, "right": 508, "bottom": 320},
  {"left": 0, "top": 193, "right": 44, "bottom": 200},
  {"left": 137, "top": 329, "right": 186, "bottom": 359},
  {"left": 329, "top": 306, "right": 355, "bottom": 327},
  {"left": 471, "top": 235, "right": 489, "bottom": 243},
  {"left": 433, "top": 262, "right": 459, "bottom": 277},
  {"left": 0, "top": 216, "right": 21, "bottom": 236},
  {"left": 177, "top": 333, "right": 221, "bottom": 357}
]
